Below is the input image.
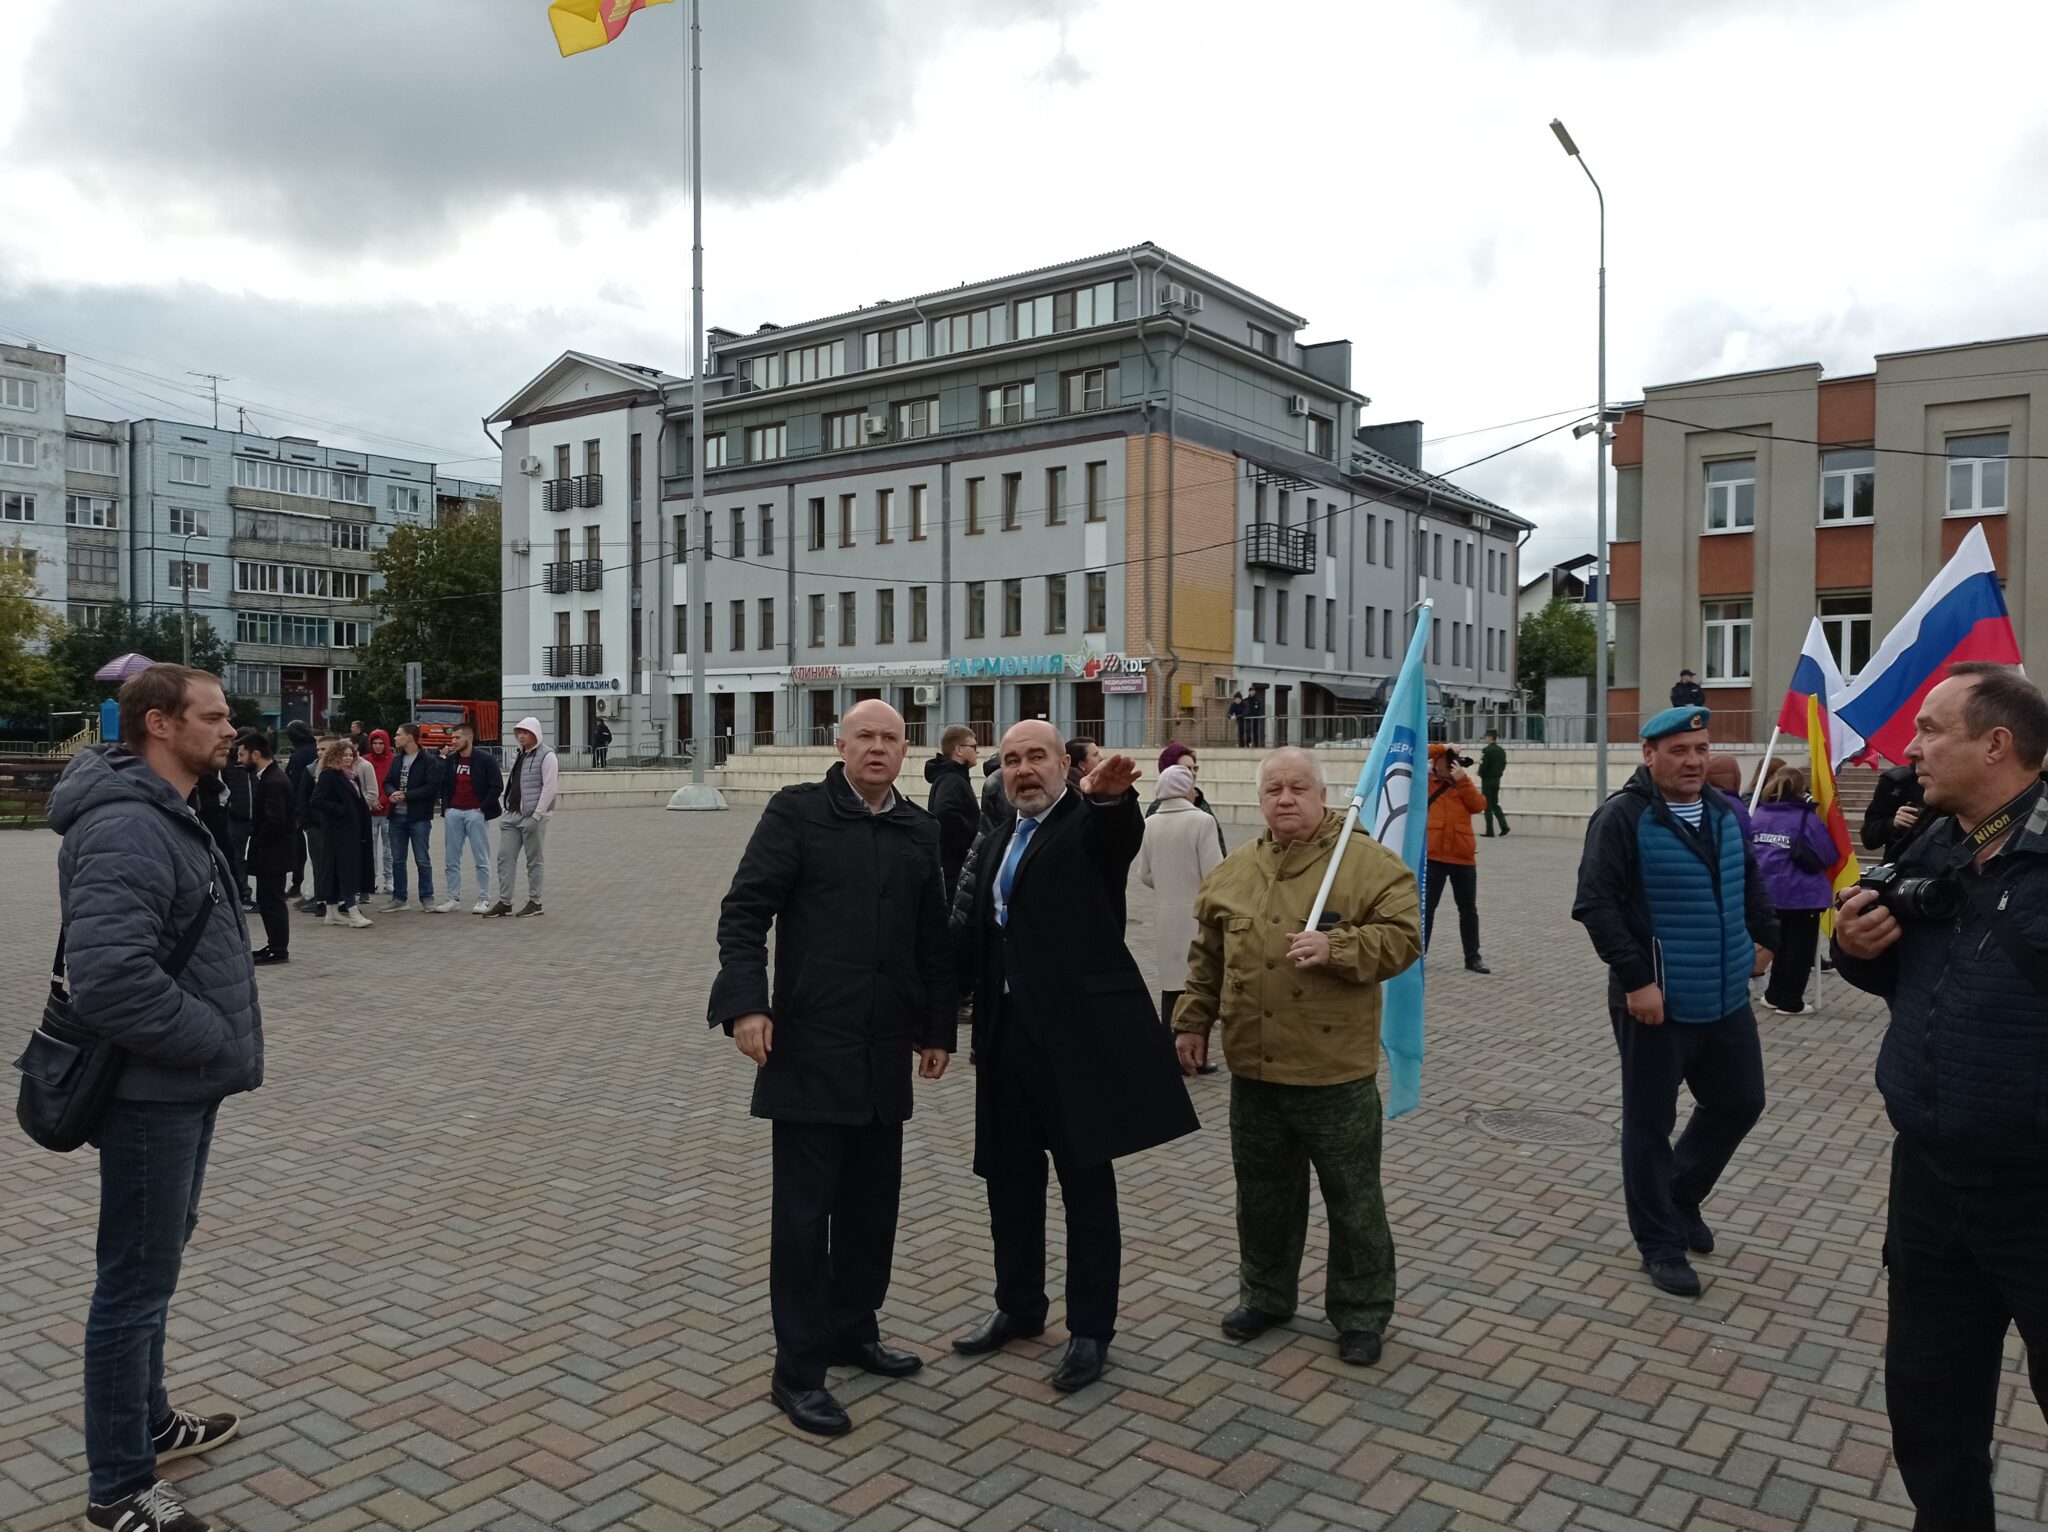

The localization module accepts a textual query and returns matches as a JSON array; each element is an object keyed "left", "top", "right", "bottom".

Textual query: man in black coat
[
  {"left": 1862, "top": 761, "right": 1926, "bottom": 864},
  {"left": 923, "top": 724, "right": 980, "bottom": 896},
  {"left": 242, "top": 733, "right": 297, "bottom": 963},
  {"left": 709, "top": 698, "right": 954, "bottom": 1438},
  {"left": 1670, "top": 669, "right": 1707, "bottom": 708},
  {"left": 952, "top": 720, "right": 1200, "bottom": 1392}
]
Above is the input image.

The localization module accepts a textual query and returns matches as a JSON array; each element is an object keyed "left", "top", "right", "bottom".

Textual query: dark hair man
[
  {"left": 1479, "top": 730, "right": 1509, "bottom": 837},
  {"left": 437, "top": 721, "right": 503, "bottom": 912},
  {"left": 923, "top": 724, "right": 980, "bottom": 897},
  {"left": 1835, "top": 663, "right": 2048, "bottom": 1525},
  {"left": 47, "top": 665, "right": 262, "bottom": 1532},
  {"left": 282, "top": 719, "right": 317, "bottom": 903},
  {"left": 1670, "top": 669, "right": 1707, "bottom": 709},
  {"left": 1862, "top": 761, "right": 1927, "bottom": 864},
  {"left": 1064, "top": 735, "right": 1102, "bottom": 791},
  {"left": 241, "top": 732, "right": 295, "bottom": 964},
  {"left": 1574, "top": 705, "right": 1776, "bottom": 1299},
  {"left": 709, "top": 699, "right": 954, "bottom": 1437},
  {"left": 380, "top": 723, "right": 441, "bottom": 913}
]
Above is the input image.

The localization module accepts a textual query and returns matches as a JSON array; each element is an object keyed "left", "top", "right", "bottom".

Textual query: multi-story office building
[
  {"left": 493, "top": 245, "right": 1530, "bottom": 760},
  {"left": 0, "top": 341, "right": 498, "bottom": 726},
  {"left": 1608, "top": 331, "right": 2048, "bottom": 737}
]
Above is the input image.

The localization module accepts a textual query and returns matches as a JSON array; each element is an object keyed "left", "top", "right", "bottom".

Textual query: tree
[
  {"left": 0, "top": 543, "right": 67, "bottom": 723},
  {"left": 351, "top": 505, "right": 502, "bottom": 724},
  {"left": 1517, "top": 596, "right": 1598, "bottom": 703},
  {"left": 44, "top": 600, "right": 257, "bottom": 729}
]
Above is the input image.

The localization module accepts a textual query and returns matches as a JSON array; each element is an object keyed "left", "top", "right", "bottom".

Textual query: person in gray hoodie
[
  {"left": 488, "top": 714, "right": 559, "bottom": 918},
  {"left": 48, "top": 664, "right": 264, "bottom": 1532}
]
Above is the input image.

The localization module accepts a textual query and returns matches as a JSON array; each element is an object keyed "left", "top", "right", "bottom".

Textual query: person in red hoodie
[
  {"left": 1424, "top": 742, "right": 1492, "bottom": 974},
  {"left": 362, "top": 728, "right": 397, "bottom": 895}
]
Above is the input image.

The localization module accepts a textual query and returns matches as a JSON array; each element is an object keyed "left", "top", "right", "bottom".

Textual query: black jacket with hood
[{"left": 923, "top": 754, "right": 979, "bottom": 892}]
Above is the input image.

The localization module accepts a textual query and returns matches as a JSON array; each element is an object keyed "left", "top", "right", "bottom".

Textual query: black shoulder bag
[{"left": 14, "top": 883, "right": 219, "bottom": 1153}]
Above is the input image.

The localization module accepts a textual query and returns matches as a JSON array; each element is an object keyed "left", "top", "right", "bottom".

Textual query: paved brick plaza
[{"left": 3, "top": 806, "right": 2044, "bottom": 1532}]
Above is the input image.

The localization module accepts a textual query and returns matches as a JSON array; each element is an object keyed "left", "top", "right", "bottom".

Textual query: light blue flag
[{"left": 1307, "top": 603, "right": 1432, "bottom": 1118}]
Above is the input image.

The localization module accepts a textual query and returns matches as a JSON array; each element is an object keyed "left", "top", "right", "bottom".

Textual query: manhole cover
[{"left": 1469, "top": 1109, "right": 1610, "bottom": 1145}]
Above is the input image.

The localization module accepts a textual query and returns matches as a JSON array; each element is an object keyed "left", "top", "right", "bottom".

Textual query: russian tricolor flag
[
  {"left": 1830, "top": 524, "right": 2022, "bottom": 766},
  {"left": 1777, "top": 617, "right": 1862, "bottom": 765}
]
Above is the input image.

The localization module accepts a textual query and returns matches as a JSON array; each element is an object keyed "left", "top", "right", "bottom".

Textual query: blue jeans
[
  {"left": 390, "top": 815, "right": 434, "bottom": 903},
  {"left": 444, "top": 808, "right": 492, "bottom": 903},
  {"left": 85, "top": 1098, "right": 220, "bottom": 1503}
]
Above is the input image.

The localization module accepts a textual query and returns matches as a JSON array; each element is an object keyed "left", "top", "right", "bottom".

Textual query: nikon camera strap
[{"left": 1951, "top": 783, "right": 2048, "bottom": 996}]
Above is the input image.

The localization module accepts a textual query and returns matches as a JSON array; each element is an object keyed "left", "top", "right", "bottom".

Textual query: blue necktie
[{"left": 995, "top": 816, "right": 1040, "bottom": 927}]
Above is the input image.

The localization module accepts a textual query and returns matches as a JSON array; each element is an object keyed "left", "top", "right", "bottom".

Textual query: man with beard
[{"left": 951, "top": 720, "right": 1199, "bottom": 1392}]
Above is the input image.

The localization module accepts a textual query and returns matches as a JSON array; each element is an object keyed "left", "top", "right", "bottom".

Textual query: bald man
[
  {"left": 709, "top": 700, "right": 956, "bottom": 1436},
  {"left": 951, "top": 721, "right": 1199, "bottom": 1392}
]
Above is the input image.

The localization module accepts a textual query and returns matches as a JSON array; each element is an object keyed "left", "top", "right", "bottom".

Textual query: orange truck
[{"left": 414, "top": 700, "right": 501, "bottom": 752}]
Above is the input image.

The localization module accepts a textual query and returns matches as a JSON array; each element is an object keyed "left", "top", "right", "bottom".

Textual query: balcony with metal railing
[
  {"left": 542, "top": 644, "right": 574, "bottom": 677},
  {"left": 574, "top": 473, "right": 603, "bottom": 508},
  {"left": 573, "top": 642, "right": 604, "bottom": 676},
  {"left": 1244, "top": 523, "right": 1318, "bottom": 574},
  {"left": 542, "top": 561, "right": 573, "bottom": 595},
  {"left": 542, "top": 477, "right": 575, "bottom": 512},
  {"left": 574, "top": 556, "right": 603, "bottom": 591}
]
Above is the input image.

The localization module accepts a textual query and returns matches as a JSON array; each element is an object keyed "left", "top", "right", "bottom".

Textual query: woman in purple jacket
[{"left": 1748, "top": 768, "right": 1839, "bottom": 1015}]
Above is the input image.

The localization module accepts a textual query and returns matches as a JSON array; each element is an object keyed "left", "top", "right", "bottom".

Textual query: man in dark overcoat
[
  {"left": 952, "top": 719, "right": 1200, "bottom": 1392},
  {"left": 709, "top": 699, "right": 955, "bottom": 1438}
]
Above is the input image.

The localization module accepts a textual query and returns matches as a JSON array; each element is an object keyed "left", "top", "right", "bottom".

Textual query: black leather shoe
[
  {"left": 770, "top": 1379, "right": 851, "bottom": 1437},
  {"left": 833, "top": 1341, "right": 922, "bottom": 1377},
  {"left": 1220, "top": 1306, "right": 1288, "bottom": 1342},
  {"left": 1337, "top": 1330, "right": 1383, "bottom": 1367},
  {"left": 1465, "top": 958, "right": 1491, "bottom": 974},
  {"left": 252, "top": 948, "right": 289, "bottom": 965},
  {"left": 1642, "top": 1257, "right": 1702, "bottom": 1297},
  {"left": 952, "top": 1311, "right": 1045, "bottom": 1355},
  {"left": 1677, "top": 1205, "right": 1715, "bottom": 1256},
  {"left": 1050, "top": 1337, "right": 1106, "bottom": 1392}
]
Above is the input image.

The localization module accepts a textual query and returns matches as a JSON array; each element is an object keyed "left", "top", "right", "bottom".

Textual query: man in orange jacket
[{"left": 1425, "top": 743, "right": 1491, "bottom": 974}]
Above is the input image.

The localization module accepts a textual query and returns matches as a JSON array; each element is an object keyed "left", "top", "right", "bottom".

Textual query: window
[
  {"left": 1325, "top": 598, "right": 1336, "bottom": 653},
  {"left": 1365, "top": 605, "right": 1377, "bottom": 658},
  {"left": 862, "top": 324, "right": 921, "bottom": 370},
  {"left": 169, "top": 452, "right": 209, "bottom": 486},
  {"left": 929, "top": 305, "right": 1003, "bottom": 356},
  {"left": 1253, "top": 585, "right": 1266, "bottom": 642},
  {"left": 1451, "top": 622, "right": 1461, "bottom": 666},
  {"left": 838, "top": 591, "right": 856, "bottom": 646},
  {"left": 1085, "top": 572, "right": 1107, "bottom": 633},
  {"left": 876, "top": 487, "right": 894, "bottom": 544},
  {"left": 839, "top": 493, "right": 855, "bottom": 547},
  {"left": 965, "top": 477, "right": 983, "bottom": 534},
  {"left": 703, "top": 433, "right": 727, "bottom": 470},
  {"left": 0, "top": 431, "right": 35, "bottom": 467},
  {"left": 237, "top": 611, "right": 282, "bottom": 646},
  {"left": 967, "top": 581, "right": 986, "bottom": 639},
  {"left": 584, "top": 524, "right": 600, "bottom": 562},
  {"left": 1702, "top": 599, "right": 1754, "bottom": 682},
  {"left": 282, "top": 614, "right": 329, "bottom": 648},
  {"left": 1085, "top": 461, "right": 1107, "bottom": 522},
  {"left": 1817, "top": 448, "right": 1876, "bottom": 523},
  {"left": 731, "top": 599, "right": 746, "bottom": 651},
  {"left": 65, "top": 601, "right": 107, "bottom": 629},
  {"left": 700, "top": 508, "right": 713, "bottom": 559},
  {"left": 1277, "top": 490, "right": 1291, "bottom": 529},
  {"left": 1366, "top": 515, "right": 1377, "bottom": 565},
  {"left": 674, "top": 602, "right": 689, "bottom": 653},
  {"left": 759, "top": 503, "right": 775, "bottom": 555},
  {"left": 759, "top": 597, "right": 775, "bottom": 650},
  {"left": 1383, "top": 609, "right": 1393, "bottom": 657},
  {"left": 910, "top": 584, "right": 928, "bottom": 643},
  {"left": 1451, "top": 541, "right": 1462, "bottom": 586},
  {"left": 332, "top": 620, "right": 363, "bottom": 648},
  {"left": 808, "top": 496, "right": 826, "bottom": 550},
  {"left": 1705, "top": 458, "right": 1757, "bottom": 531},
  {"left": 982, "top": 382, "right": 1035, "bottom": 427},
  {"left": 743, "top": 353, "right": 783, "bottom": 391},
  {"left": 1012, "top": 279, "right": 1120, "bottom": 339},
  {"left": 1062, "top": 365, "right": 1118, "bottom": 414},
  {"left": 909, "top": 484, "right": 928, "bottom": 541},
  {"left": 227, "top": 662, "right": 278, "bottom": 696},
  {"left": 1307, "top": 413, "right": 1334, "bottom": 458},
  {"left": 169, "top": 506, "right": 207, "bottom": 538},
  {"left": 0, "top": 375, "right": 36, "bottom": 410},
  {"left": 1275, "top": 588, "right": 1290, "bottom": 645},
  {"left": 672, "top": 513, "right": 686, "bottom": 562},
  {"left": 2, "top": 491, "right": 35, "bottom": 522},
  {"left": 702, "top": 600, "right": 714, "bottom": 654},
  {"left": 1947, "top": 432, "right": 2009, "bottom": 515},
  {"left": 1002, "top": 473, "right": 1022, "bottom": 530},
  {"left": 1002, "top": 578, "right": 1023, "bottom": 636},
  {"left": 329, "top": 520, "right": 372, "bottom": 551},
  {"left": 387, "top": 484, "right": 424, "bottom": 519},
  {"left": 1304, "top": 594, "right": 1317, "bottom": 650},
  {"left": 1248, "top": 324, "right": 1278, "bottom": 357},
  {"left": 730, "top": 506, "right": 746, "bottom": 558},
  {"left": 169, "top": 560, "right": 209, "bottom": 590},
  {"left": 1047, "top": 574, "right": 1067, "bottom": 634},
  {"left": 1432, "top": 533, "right": 1442, "bottom": 579},
  {"left": 1431, "top": 617, "right": 1441, "bottom": 664},
  {"left": 784, "top": 340, "right": 846, "bottom": 384},
  {"left": 66, "top": 437, "right": 117, "bottom": 475},
  {"left": 828, "top": 410, "right": 864, "bottom": 452},
  {"left": 556, "top": 444, "right": 573, "bottom": 480},
  {"left": 329, "top": 668, "right": 359, "bottom": 699},
  {"left": 68, "top": 543, "right": 117, "bottom": 584},
  {"left": 877, "top": 587, "right": 896, "bottom": 645},
  {"left": 66, "top": 494, "right": 116, "bottom": 528},
  {"left": 1046, "top": 467, "right": 1067, "bottom": 526},
  {"left": 896, "top": 397, "right": 936, "bottom": 439},
  {"left": 808, "top": 593, "right": 825, "bottom": 648},
  {"left": 1819, "top": 594, "right": 1873, "bottom": 679},
  {"left": 330, "top": 472, "right": 369, "bottom": 505},
  {"left": 745, "top": 423, "right": 787, "bottom": 463}
]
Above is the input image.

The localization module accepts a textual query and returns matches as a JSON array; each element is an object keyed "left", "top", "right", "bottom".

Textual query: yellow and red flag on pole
[
  {"left": 550, "top": 0, "right": 672, "bottom": 57},
  {"left": 1805, "top": 692, "right": 1862, "bottom": 938}
]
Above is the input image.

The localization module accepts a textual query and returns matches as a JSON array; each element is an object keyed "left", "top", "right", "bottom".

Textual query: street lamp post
[{"left": 1550, "top": 117, "right": 1610, "bottom": 798}]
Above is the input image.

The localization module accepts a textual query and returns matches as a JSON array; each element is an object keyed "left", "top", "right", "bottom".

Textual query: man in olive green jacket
[{"left": 1174, "top": 747, "right": 1422, "bottom": 1366}]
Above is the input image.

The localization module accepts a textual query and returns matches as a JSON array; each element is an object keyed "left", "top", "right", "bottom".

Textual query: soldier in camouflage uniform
[{"left": 1173, "top": 748, "right": 1423, "bottom": 1366}]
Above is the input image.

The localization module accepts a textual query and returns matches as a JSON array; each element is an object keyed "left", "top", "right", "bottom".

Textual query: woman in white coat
[{"left": 1138, "top": 763, "right": 1226, "bottom": 1073}]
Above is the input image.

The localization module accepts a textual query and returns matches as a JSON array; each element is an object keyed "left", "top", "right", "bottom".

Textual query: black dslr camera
[
  {"left": 1448, "top": 750, "right": 1476, "bottom": 769},
  {"left": 1856, "top": 862, "right": 1960, "bottom": 921}
]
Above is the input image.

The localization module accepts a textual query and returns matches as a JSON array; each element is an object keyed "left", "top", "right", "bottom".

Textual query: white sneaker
[
  {"left": 346, "top": 907, "right": 374, "bottom": 929},
  {"left": 472, "top": 898, "right": 494, "bottom": 914},
  {"left": 433, "top": 899, "right": 459, "bottom": 913}
]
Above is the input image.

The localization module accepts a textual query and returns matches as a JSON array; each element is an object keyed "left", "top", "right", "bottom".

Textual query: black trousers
[
  {"left": 1764, "top": 909, "right": 1821, "bottom": 1011},
  {"left": 1886, "top": 1137, "right": 2048, "bottom": 1531},
  {"left": 982, "top": 1026, "right": 1121, "bottom": 1342},
  {"left": 254, "top": 871, "right": 290, "bottom": 956},
  {"left": 1609, "top": 1005, "right": 1765, "bottom": 1263},
  {"left": 1424, "top": 860, "right": 1481, "bottom": 962},
  {"left": 769, "top": 1118, "right": 901, "bottom": 1391}
]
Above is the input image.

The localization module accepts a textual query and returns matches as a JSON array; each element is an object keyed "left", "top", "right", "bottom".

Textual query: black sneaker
[
  {"left": 1677, "top": 1204, "right": 1715, "bottom": 1256},
  {"left": 485, "top": 901, "right": 513, "bottom": 918},
  {"left": 514, "top": 900, "right": 544, "bottom": 918},
  {"left": 252, "top": 948, "right": 289, "bottom": 966},
  {"left": 152, "top": 1406, "right": 240, "bottom": 1464},
  {"left": 1337, "top": 1330, "right": 1383, "bottom": 1366},
  {"left": 87, "top": 1480, "right": 210, "bottom": 1531},
  {"left": 1642, "top": 1257, "right": 1702, "bottom": 1297}
]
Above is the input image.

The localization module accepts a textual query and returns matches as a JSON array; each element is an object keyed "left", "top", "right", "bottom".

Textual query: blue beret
[{"left": 1641, "top": 706, "right": 1711, "bottom": 741}]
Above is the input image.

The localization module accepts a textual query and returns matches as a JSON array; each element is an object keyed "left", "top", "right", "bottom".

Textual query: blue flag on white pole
[{"left": 1339, "top": 605, "right": 1432, "bottom": 1118}]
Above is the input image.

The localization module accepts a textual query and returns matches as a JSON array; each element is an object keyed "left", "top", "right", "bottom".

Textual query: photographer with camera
[
  {"left": 1424, "top": 743, "right": 1491, "bottom": 974},
  {"left": 1834, "top": 663, "right": 2048, "bottom": 1528}
]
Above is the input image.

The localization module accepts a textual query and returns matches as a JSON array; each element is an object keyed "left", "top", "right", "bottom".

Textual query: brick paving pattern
[{"left": 2, "top": 807, "right": 2044, "bottom": 1531}]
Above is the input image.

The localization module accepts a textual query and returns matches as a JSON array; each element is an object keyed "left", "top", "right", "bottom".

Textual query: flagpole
[
  {"left": 1748, "top": 726, "right": 1780, "bottom": 811},
  {"left": 685, "top": 0, "right": 708, "bottom": 785}
]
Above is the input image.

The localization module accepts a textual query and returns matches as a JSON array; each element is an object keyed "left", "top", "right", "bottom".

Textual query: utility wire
[{"left": 1638, "top": 411, "right": 2046, "bottom": 461}]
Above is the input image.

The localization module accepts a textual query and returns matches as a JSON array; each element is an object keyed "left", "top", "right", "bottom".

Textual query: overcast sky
[{"left": 6, "top": 0, "right": 2047, "bottom": 569}]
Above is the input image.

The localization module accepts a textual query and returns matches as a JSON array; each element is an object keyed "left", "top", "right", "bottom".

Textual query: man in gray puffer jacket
[{"left": 48, "top": 664, "right": 263, "bottom": 1532}]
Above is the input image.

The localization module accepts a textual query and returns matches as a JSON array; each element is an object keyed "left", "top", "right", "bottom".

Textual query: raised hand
[{"left": 1081, "top": 753, "right": 1141, "bottom": 798}]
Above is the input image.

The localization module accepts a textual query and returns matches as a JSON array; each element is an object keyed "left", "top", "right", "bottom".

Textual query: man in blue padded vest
[{"left": 1573, "top": 705, "right": 1777, "bottom": 1297}]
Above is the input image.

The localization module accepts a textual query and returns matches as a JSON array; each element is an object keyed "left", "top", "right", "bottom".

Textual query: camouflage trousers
[{"left": 1230, "top": 1075, "right": 1396, "bottom": 1334}]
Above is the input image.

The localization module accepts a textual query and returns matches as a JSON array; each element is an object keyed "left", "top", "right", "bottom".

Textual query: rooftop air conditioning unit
[
  {"left": 509, "top": 537, "right": 532, "bottom": 556},
  {"left": 1287, "top": 394, "right": 1310, "bottom": 417},
  {"left": 601, "top": 695, "right": 625, "bottom": 719},
  {"left": 1159, "top": 282, "right": 1186, "bottom": 311},
  {"left": 517, "top": 455, "right": 544, "bottom": 476},
  {"left": 863, "top": 416, "right": 889, "bottom": 438},
  {"left": 912, "top": 684, "right": 941, "bottom": 706}
]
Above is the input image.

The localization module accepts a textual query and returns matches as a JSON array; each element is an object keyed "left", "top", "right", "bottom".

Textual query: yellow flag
[{"left": 550, "top": 0, "right": 672, "bottom": 57}]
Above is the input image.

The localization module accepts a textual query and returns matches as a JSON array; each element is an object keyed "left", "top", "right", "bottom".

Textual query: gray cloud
[
  {"left": 1452, "top": 0, "right": 1903, "bottom": 55},
  {"left": 12, "top": 0, "right": 1089, "bottom": 252}
]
